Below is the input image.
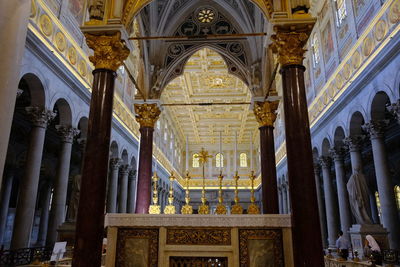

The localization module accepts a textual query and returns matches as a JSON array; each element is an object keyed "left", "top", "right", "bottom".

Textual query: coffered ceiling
[{"left": 161, "top": 48, "right": 259, "bottom": 146}]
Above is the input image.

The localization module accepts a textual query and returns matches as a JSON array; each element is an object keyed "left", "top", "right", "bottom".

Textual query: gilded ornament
[
  {"left": 55, "top": 32, "right": 67, "bottom": 52},
  {"left": 270, "top": 31, "right": 309, "bottom": 66},
  {"left": 84, "top": 32, "right": 130, "bottom": 71},
  {"left": 40, "top": 14, "right": 53, "bottom": 36},
  {"left": 231, "top": 171, "right": 243, "bottom": 214},
  {"left": 374, "top": 20, "right": 387, "bottom": 42},
  {"left": 253, "top": 101, "right": 279, "bottom": 127},
  {"left": 134, "top": 103, "right": 161, "bottom": 128},
  {"left": 198, "top": 204, "right": 210, "bottom": 214},
  {"left": 181, "top": 171, "right": 193, "bottom": 214},
  {"left": 149, "top": 172, "right": 161, "bottom": 214},
  {"left": 247, "top": 171, "right": 260, "bottom": 214},
  {"left": 343, "top": 64, "right": 351, "bottom": 80},
  {"left": 78, "top": 60, "right": 87, "bottom": 77},
  {"left": 68, "top": 47, "right": 77, "bottom": 65},
  {"left": 166, "top": 228, "right": 231, "bottom": 245},
  {"left": 362, "top": 37, "right": 374, "bottom": 57},
  {"left": 164, "top": 172, "right": 176, "bottom": 214},
  {"left": 351, "top": 50, "right": 361, "bottom": 70},
  {"left": 31, "top": 0, "right": 37, "bottom": 18},
  {"left": 215, "top": 172, "right": 226, "bottom": 215},
  {"left": 389, "top": 1, "right": 400, "bottom": 24}
]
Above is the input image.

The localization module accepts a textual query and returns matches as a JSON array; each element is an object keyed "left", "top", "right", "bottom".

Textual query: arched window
[
  {"left": 395, "top": 185, "right": 400, "bottom": 210},
  {"left": 240, "top": 153, "right": 247, "bottom": 167},
  {"left": 375, "top": 191, "right": 382, "bottom": 217},
  {"left": 192, "top": 154, "right": 200, "bottom": 168},
  {"left": 311, "top": 34, "right": 320, "bottom": 67},
  {"left": 216, "top": 153, "right": 224, "bottom": 168},
  {"left": 156, "top": 120, "right": 160, "bottom": 130},
  {"left": 335, "top": 0, "right": 347, "bottom": 26}
]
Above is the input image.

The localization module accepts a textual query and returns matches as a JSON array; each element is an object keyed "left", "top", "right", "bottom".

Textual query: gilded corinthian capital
[
  {"left": 254, "top": 101, "right": 279, "bottom": 127},
  {"left": 270, "top": 30, "right": 310, "bottom": 67},
  {"left": 134, "top": 103, "right": 161, "bottom": 128},
  {"left": 84, "top": 32, "right": 130, "bottom": 71}
]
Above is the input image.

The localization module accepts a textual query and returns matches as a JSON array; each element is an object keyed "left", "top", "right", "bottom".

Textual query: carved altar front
[{"left": 105, "top": 214, "right": 293, "bottom": 267}]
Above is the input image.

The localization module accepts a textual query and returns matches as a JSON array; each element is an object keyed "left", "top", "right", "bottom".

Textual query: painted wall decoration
[
  {"left": 68, "top": 0, "right": 85, "bottom": 24},
  {"left": 321, "top": 20, "right": 334, "bottom": 63},
  {"left": 353, "top": 0, "right": 366, "bottom": 17}
]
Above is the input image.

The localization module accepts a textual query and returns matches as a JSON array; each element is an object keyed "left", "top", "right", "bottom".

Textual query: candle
[
  {"left": 219, "top": 131, "right": 222, "bottom": 171},
  {"left": 250, "top": 134, "right": 253, "bottom": 170},
  {"left": 154, "top": 134, "right": 158, "bottom": 173},
  {"left": 234, "top": 131, "right": 237, "bottom": 172},
  {"left": 185, "top": 136, "right": 189, "bottom": 171}
]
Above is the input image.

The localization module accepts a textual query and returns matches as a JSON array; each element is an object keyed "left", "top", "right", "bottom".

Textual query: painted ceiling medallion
[{"left": 197, "top": 8, "right": 215, "bottom": 23}]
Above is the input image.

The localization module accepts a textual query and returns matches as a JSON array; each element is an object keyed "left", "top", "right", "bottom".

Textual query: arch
[
  {"left": 312, "top": 147, "right": 319, "bottom": 161},
  {"left": 53, "top": 98, "right": 73, "bottom": 126},
  {"left": 239, "top": 152, "right": 247, "bottom": 167},
  {"left": 216, "top": 153, "right": 224, "bottom": 168},
  {"left": 321, "top": 138, "right": 331, "bottom": 157},
  {"left": 110, "top": 141, "right": 119, "bottom": 158},
  {"left": 348, "top": 111, "right": 365, "bottom": 136},
  {"left": 130, "top": 156, "right": 137, "bottom": 169},
  {"left": 121, "top": 149, "right": 129, "bottom": 164},
  {"left": 370, "top": 91, "right": 390, "bottom": 121},
  {"left": 333, "top": 126, "right": 346, "bottom": 149},
  {"left": 18, "top": 73, "right": 46, "bottom": 107}
]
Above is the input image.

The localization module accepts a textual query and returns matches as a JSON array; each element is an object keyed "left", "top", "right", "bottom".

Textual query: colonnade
[
  {"left": 314, "top": 109, "right": 400, "bottom": 250},
  {"left": 277, "top": 176, "right": 291, "bottom": 214}
]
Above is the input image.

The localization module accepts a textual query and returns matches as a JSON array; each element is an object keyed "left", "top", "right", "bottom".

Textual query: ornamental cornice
[{"left": 105, "top": 214, "right": 292, "bottom": 228}]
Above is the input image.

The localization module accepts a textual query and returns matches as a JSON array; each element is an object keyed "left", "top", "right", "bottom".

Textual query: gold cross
[{"left": 195, "top": 147, "right": 213, "bottom": 165}]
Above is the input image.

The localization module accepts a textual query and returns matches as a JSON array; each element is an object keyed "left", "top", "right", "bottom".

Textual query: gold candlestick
[
  {"left": 231, "top": 171, "right": 243, "bottom": 214},
  {"left": 215, "top": 171, "right": 227, "bottom": 214},
  {"left": 196, "top": 148, "right": 212, "bottom": 214},
  {"left": 181, "top": 171, "right": 193, "bottom": 214},
  {"left": 247, "top": 171, "right": 260, "bottom": 214},
  {"left": 148, "top": 171, "right": 161, "bottom": 214},
  {"left": 164, "top": 172, "right": 176, "bottom": 214}
]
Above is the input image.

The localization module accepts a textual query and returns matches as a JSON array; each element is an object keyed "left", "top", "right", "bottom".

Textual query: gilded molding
[
  {"left": 134, "top": 103, "right": 161, "bottom": 128},
  {"left": 166, "top": 228, "right": 231, "bottom": 245},
  {"left": 84, "top": 32, "right": 130, "bottom": 71},
  {"left": 254, "top": 101, "right": 280, "bottom": 127},
  {"left": 270, "top": 31, "right": 309, "bottom": 67}
]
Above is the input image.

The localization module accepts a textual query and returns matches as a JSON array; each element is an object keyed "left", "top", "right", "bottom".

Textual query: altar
[{"left": 104, "top": 214, "right": 293, "bottom": 267}]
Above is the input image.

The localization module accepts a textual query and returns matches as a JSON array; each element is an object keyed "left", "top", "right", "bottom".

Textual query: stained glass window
[
  {"left": 198, "top": 8, "right": 215, "bottom": 23},
  {"left": 311, "top": 33, "right": 320, "bottom": 67},
  {"left": 192, "top": 154, "right": 200, "bottom": 168},
  {"left": 335, "top": 0, "right": 347, "bottom": 26},
  {"left": 240, "top": 153, "right": 247, "bottom": 167},
  {"left": 216, "top": 153, "right": 224, "bottom": 168}
]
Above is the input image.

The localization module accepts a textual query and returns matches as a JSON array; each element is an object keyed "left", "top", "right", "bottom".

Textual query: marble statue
[
  {"left": 347, "top": 168, "right": 373, "bottom": 225},
  {"left": 67, "top": 174, "right": 81, "bottom": 222}
]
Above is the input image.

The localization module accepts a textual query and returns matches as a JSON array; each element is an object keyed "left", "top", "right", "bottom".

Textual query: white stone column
[
  {"left": 47, "top": 126, "right": 79, "bottom": 244},
  {"left": 319, "top": 156, "right": 340, "bottom": 248},
  {"left": 388, "top": 100, "right": 400, "bottom": 125},
  {"left": 363, "top": 121, "right": 400, "bottom": 249},
  {"left": 0, "top": 0, "right": 31, "bottom": 184},
  {"left": 36, "top": 183, "right": 52, "bottom": 246},
  {"left": 11, "top": 107, "right": 55, "bottom": 249},
  {"left": 118, "top": 165, "right": 130, "bottom": 213},
  {"left": 278, "top": 184, "right": 283, "bottom": 214},
  {"left": 0, "top": 170, "right": 14, "bottom": 244},
  {"left": 127, "top": 170, "right": 136, "bottom": 213},
  {"left": 329, "top": 148, "right": 352, "bottom": 238},
  {"left": 106, "top": 158, "right": 120, "bottom": 213},
  {"left": 313, "top": 164, "right": 328, "bottom": 248}
]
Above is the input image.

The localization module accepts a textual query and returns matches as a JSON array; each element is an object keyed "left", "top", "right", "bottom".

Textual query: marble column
[
  {"left": 47, "top": 126, "right": 79, "bottom": 244},
  {"left": 363, "top": 121, "right": 400, "bottom": 249},
  {"left": 282, "top": 183, "right": 288, "bottom": 214},
  {"left": 72, "top": 32, "right": 129, "bottom": 267},
  {"left": 278, "top": 184, "right": 283, "bottom": 214},
  {"left": 106, "top": 158, "right": 120, "bottom": 213},
  {"left": 285, "top": 180, "right": 291, "bottom": 213},
  {"left": 388, "top": 100, "right": 400, "bottom": 125},
  {"left": 134, "top": 103, "right": 161, "bottom": 214},
  {"left": 0, "top": 1, "right": 31, "bottom": 182},
  {"left": 329, "top": 148, "right": 352, "bottom": 238},
  {"left": 319, "top": 156, "right": 340, "bottom": 247},
  {"left": 11, "top": 107, "right": 55, "bottom": 249},
  {"left": 36, "top": 183, "right": 52, "bottom": 246},
  {"left": 127, "top": 170, "right": 136, "bottom": 213},
  {"left": 254, "top": 101, "right": 280, "bottom": 214},
  {"left": 0, "top": 170, "right": 14, "bottom": 244},
  {"left": 271, "top": 28, "right": 324, "bottom": 265},
  {"left": 313, "top": 164, "right": 328, "bottom": 248},
  {"left": 118, "top": 165, "right": 130, "bottom": 213}
]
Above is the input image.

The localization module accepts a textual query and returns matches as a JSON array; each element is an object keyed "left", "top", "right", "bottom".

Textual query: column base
[
  {"left": 57, "top": 221, "right": 76, "bottom": 247},
  {"left": 349, "top": 224, "right": 388, "bottom": 259}
]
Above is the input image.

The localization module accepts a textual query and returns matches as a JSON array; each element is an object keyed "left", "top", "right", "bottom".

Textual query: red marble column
[
  {"left": 135, "top": 127, "right": 154, "bottom": 213},
  {"left": 272, "top": 30, "right": 324, "bottom": 266},
  {"left": 254, "top": 101, "right": 279, "bottom": 214},
  {"left": 134, "top": 103, "right": 161, "bottom": 214},
  {"left": 72, "top": 32, "right": 129, "bottom": 267}
]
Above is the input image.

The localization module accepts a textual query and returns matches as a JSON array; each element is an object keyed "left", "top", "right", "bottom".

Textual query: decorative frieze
[{"left": 166, "top": 228, "right": 231, "bottom": 245}]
